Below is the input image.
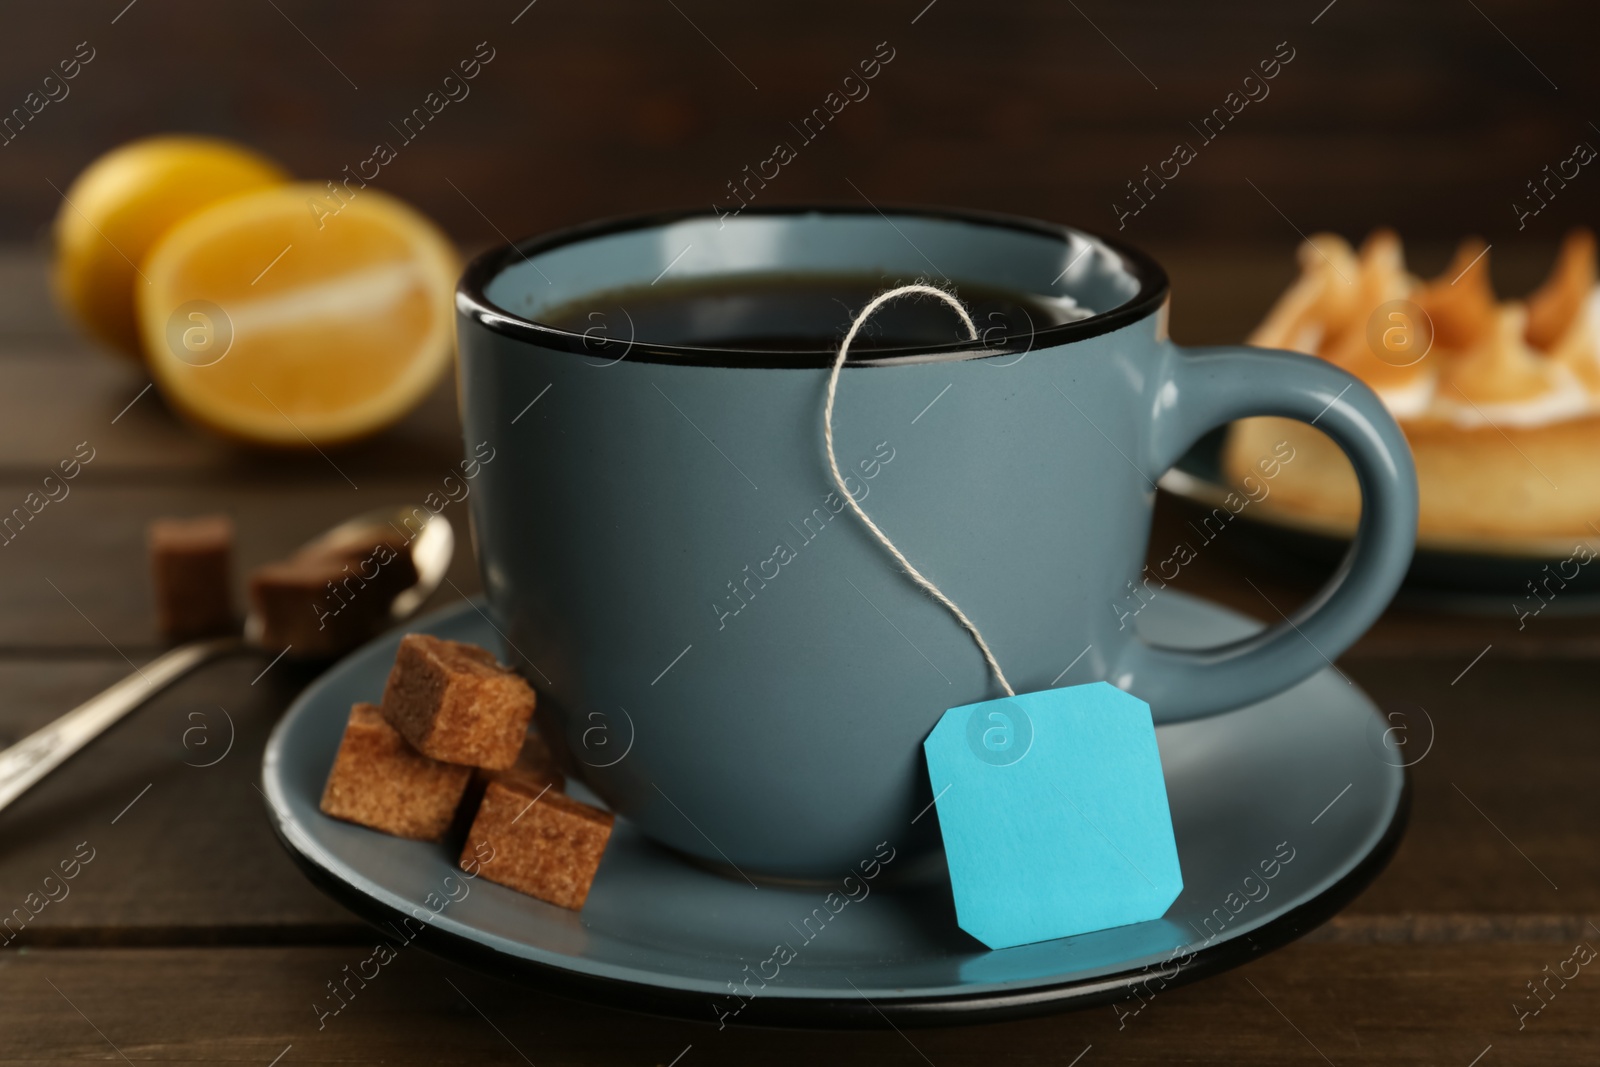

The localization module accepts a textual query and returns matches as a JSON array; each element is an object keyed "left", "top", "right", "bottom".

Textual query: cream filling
[
  {"left": 1430, "top": 365, "right": 1597, "bottom": 429},
  {"left": 1371, "top": 285, "right": 1600, "bottom": 429},
  {"left": 1375, "top": 371, "right": 1437, "bottom": 420}
]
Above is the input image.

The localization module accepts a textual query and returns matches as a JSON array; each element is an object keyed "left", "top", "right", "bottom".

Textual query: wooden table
[{"left": 1, "top": 246, "right": 1594, "bottom": 1065}]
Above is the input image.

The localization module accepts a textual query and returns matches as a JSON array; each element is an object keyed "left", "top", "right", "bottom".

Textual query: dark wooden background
[
  {"left": 3, "top": 0, "right": 1598, "bottom": 260},
  {"left": 3, "top": 2, "right": 1600, "bottom": 1064}
]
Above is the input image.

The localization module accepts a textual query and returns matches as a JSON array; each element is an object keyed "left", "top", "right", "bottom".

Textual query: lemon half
[{"left": 139, "top": 183, "right": 459, "bottom": 448}]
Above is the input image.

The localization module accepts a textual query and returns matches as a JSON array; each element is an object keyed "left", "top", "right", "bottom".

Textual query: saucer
[{"left": 261, "top": 592, "right": 1406, "bottom": 1028}]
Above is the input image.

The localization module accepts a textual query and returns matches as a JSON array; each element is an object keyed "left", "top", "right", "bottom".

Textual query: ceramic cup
[{"left": 456, "top": 206, "right": 1418, "bottom": 880}]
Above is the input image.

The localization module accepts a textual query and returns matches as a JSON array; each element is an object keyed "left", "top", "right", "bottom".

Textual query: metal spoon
[{"left": 0, "top": 506, "right": 454, "bottom": 814}]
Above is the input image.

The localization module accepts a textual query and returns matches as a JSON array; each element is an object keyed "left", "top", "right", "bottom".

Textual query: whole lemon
[{"left": 52, "top": 135, "right": 288, "bottom": 359}]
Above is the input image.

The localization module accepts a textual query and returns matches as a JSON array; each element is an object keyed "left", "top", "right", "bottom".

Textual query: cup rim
[{"left": 456, "top": 203, "right": 1171, "bottom": 368}]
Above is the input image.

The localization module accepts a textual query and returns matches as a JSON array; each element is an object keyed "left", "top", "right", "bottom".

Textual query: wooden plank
[
  {"left": 0, "top": 648, "right": 1591, "bottom": 943},
  {"left": 0, "top": 249, "right": 72, "bottom": 344},
  {"left": 1339, "top": 655, "right": 1600, "bottom": 918},
  {"left": 0, "top": 655, "right": 363, "bottom": 944},
  {"left": 0, "top": 481, "right": 481, "bottom": 651},
  {"left": 0, "top": 347, "right": 465, "bottom": 480},
  {"left": 0, "top": 941, "right": 1594, "bottom": 1063}
]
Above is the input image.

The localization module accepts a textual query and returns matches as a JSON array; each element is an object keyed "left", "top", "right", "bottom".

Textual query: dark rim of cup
[{"left": 456, "top": 203, "right": 1171, "bottom": 368}]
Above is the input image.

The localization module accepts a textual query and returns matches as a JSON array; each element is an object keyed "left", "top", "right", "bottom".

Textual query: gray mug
[{"left": 456, "top": 206, "right": 1417, "bottom": 881}]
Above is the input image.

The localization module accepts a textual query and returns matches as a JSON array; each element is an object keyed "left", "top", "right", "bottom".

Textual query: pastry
[{"left": 1224, "top": 229, "right": 1600, "bottom": 541}]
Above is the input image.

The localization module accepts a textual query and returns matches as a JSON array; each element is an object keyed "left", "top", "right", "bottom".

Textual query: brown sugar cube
[
  {"left": 148, "top": 515, "right": 234, "bottom": 639},
  {"left": 248, "top": 535, "right": 418, "bottom": 658},
  {"left": 460, "top": 731, "right": 565, "bottom": 825},
  {"left": 461, "top": 780, "right": 613, "bottom": 910},
  {"left": 381, "top": 634, "right": 535, "bottom": 770},
  {"left": 455, "top": 732, "right": 565, "bottom": 840},
  {"left": 320, "top": 703, "right": 471, "bottom": 841},
  {"left": 294, "top": 527, "right": 419, "bottom": 604},
  {"left": 481, "top": 730, "right": 565, "bottom": 794},
  {"left": 249, "top": 556, "right": 364, "bottom": 657}
]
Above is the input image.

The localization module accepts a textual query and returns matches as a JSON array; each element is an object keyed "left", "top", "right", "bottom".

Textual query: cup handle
[{"left": 1110, "top": 343, "right": 1418, "bottom": 722}]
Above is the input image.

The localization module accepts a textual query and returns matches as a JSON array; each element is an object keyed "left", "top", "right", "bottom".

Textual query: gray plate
[
  {"left": 261, "top": 592, "right": 1406, "bottom": 1028},
  {"left": 1162, "top": 428, "right": 1600, "bottom": 609}
]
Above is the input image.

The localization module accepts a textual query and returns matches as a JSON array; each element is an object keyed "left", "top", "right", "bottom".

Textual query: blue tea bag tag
[{"left": 922, "top": 682, "right": 1182, "bottom": 949}]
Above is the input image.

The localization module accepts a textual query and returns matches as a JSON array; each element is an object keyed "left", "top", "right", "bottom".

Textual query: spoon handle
[{"left": 0, "top": 635, "right": 245, "bottom": 814}]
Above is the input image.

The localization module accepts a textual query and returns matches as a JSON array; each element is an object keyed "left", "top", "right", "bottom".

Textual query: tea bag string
[{"left": 823, "top": 285, "right": 1015, "bottom": 697}]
